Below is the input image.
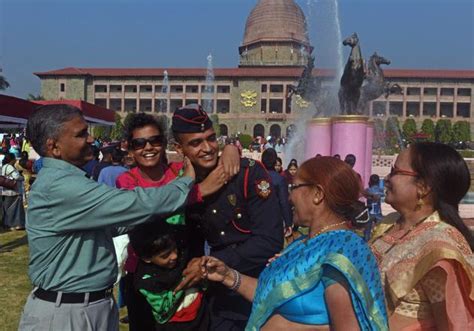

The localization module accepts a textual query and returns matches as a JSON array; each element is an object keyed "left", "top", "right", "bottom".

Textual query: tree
[
  {"left": 0, "top": 75, "right": 10, "bottom": 90},
  {"left": 123, "top": 113, "right": 135, "bottom": 131},
  {"left": 110, "top": 113, "right": 124, "bottom": 140},
  {"left": 452, "top": 121, "right": 470, "bottom": 145},
  {"left": 402, "top": 118, "right": 417, "bottom": 144},
  {"left": 385, "top": 116, "right": 402, "bottom": 154},
  {"left": 435, "top": 119, "right": 452, "bottom": 144},
  {"left": 92, "top": 126, "right": 107, "bottom": 140},
  {"left": 421, "top": 119, "right": 435, "bottom": 142},
  {"left": 26, "top": 93, "right": 44, "bottom": 101}
]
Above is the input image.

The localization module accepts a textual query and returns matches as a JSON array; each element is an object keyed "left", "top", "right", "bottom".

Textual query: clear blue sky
[{"left": 1, "top": 0, "right": 473, "bottom": 98}]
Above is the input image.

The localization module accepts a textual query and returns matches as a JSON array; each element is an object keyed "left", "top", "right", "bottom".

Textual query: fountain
[
  {"left": 202, "top": 53, "right": 215, "bottom": 113},
  {"left": 159, "top": 70, "right": 169, "bottom": 113},
  {"left": 286, "top": 0, "right": 402, "bottom": 185}
]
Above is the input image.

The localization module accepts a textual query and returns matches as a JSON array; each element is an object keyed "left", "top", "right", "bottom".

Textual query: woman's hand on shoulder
[{"left": 182, "top": 157, "right": 195, "bottom": 181}]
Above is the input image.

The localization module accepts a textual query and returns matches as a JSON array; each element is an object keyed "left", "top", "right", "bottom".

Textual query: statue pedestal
[{"left": 304, "top": 115, "right": 372, "bottom": 186}]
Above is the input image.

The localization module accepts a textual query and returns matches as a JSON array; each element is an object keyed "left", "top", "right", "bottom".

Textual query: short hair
[
  {"left": 298, "top": 156, "right": 365, "bottom": 226},
  {"left": 2, "top": 152, "right": 15, "bottom": 166},
  {"left": 125, "top": 113, "right": 167, "bottom": 144},
  {"left": 368, "top": 174, "right": 380, "bottom": 187},
  {"left": 261, "top": 148, "right": 277, "bottom": 170},
  {"left": 129, "top": 221, "right": 177, "bottom": 259},
  {"left": 344, "top": 154, "right": 356, "bottom": 167},
  {"left": 26, "top": 104, "right": 83, "bottom": 157}
]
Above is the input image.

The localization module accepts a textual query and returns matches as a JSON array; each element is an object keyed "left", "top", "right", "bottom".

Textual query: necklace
[
  {"left": 307, "top": 221, "right": 348, "bottom": 240},
  {"left": 380, "top": 215, "right": 430, "bottom": 254}
]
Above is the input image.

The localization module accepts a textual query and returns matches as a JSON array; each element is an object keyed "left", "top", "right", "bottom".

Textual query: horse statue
[
  {"left": 338, "top": 33, "right": 365, "bottom": 115},
  {"left": 287, "top": 56, "right": 321, "bottom": 102},
  {"left": 356, "top": 52, "right": 391, "bottom": 114}
]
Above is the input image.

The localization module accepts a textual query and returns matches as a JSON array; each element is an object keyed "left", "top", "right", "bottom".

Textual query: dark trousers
[{"left": 123, "top": 273, "right": 155, "bottom": 331}]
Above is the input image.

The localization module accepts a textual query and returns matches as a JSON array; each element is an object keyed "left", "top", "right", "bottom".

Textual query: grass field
[{"left": 0, "top": 230, "right": 128, "bottom": 331}]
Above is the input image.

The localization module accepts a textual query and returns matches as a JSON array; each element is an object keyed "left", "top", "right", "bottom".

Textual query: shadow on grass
[{"left": 0, "top": 234, "right": 27, "bottom": 253}]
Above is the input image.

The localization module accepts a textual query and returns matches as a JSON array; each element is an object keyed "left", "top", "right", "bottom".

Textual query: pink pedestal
[
  {"left": 365, "top": 121, "right": 374, "bottom": 187},
  {"left": 304, "top": 115, "right": 373, "bottom": 186},
  {"left": 304, "top": 118, "right": 332, "bottom": 159}
]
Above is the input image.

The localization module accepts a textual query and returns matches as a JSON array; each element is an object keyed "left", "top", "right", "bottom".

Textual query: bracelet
[{"left": 229, "top": 269, "right": 241, "bottom": 291}]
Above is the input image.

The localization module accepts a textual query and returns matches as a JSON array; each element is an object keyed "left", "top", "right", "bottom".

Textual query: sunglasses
[
  {"left": 288, "top": 183, "right": 313, "bottom": 193},
  {"left": 389, "top": 166, "right": 418, "bottom": 178},
  {"left": 130, "top": 135, "right": 165, "bottom": 150}
]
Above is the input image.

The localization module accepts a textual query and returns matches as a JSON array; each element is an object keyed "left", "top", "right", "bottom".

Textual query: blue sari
[{"left": 246, "top": 230, "right": 388, "bottom": 330}]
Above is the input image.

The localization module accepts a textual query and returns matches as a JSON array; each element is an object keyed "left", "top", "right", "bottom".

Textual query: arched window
[
  {"left": 270, "top": 124, "right": 281, "bottom": 138},
  {"left": 219, "top": 124, "right": 228, "bottom": 136},
  {"left": 253, "top": 124, "right": 265, "bottom": 138}
]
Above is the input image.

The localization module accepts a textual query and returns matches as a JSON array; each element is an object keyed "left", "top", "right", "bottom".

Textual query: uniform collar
[{"left": 42, "top": 157, "right": 87, "bottom": 176}]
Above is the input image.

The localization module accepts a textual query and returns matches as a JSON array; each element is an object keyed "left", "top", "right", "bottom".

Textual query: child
[
  {"left": 364, "top": 174, "right": 384, "bottom": 240},
  {"left": 129, "top": 221, "right": 208, "bottom": 331}
]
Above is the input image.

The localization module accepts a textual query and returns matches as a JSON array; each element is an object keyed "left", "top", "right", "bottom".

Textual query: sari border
[{"left": 246, "top": 252, "right": 387, "bottom": 330}]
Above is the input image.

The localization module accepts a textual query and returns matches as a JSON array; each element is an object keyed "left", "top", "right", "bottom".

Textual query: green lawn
[{"left": 0, "top": 230, "right": 128, "bottom": 331}]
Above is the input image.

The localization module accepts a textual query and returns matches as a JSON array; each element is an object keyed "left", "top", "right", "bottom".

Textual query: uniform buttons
[
  {"left": 212, "top": 209, "right": 217, "bottom": 214},
  {"left": 236, "top": 213, "right": 242, "bottom": 219},
  {"left": 220, "top": 231, "right": 225, "bottom": 236}
]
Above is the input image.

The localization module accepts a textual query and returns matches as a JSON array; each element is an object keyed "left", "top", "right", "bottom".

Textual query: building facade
[{"left": 35, "top": 0, "right": 474, "bottom": 138}]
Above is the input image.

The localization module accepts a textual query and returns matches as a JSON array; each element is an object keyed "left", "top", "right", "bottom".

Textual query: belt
[{"left": 34, "top": 287, "right": 113, "bottom": 304}]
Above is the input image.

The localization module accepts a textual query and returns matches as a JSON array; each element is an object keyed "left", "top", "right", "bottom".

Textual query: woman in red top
[{"left": 116, "top": 113, "right": 239, "bottom": 331}]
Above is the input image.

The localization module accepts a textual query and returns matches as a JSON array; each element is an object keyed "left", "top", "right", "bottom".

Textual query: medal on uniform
[{"left": 227, "top": 194, "right": 237, "bottom": 206}]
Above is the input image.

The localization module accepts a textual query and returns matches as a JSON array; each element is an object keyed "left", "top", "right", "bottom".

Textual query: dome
[{"left": 242, "top": 0, "right": 309, "bottom": 47}]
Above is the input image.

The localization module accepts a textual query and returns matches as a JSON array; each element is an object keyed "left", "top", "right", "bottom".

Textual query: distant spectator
[
  {"left": 274, "top": 157, "right": 283, "bottom": 175},
  {"left": 284, "top": 159, "right": 298, "bottom": 185},
  {"left": 364, "top": 174, "right": 384, "bottom": 241},
  {"left": 1, "top": 152, "right": 25, "bottom": 230},
  {"left": 98, "top": 149, "right": 128, "bottom": 187},
  {"left": 262, "top": 148, "right": 293, "bottom": 231}
]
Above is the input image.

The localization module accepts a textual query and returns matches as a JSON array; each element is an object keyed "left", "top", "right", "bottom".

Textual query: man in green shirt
[{"left": 18, "top": 104, "right": 195, "bottom": 331}]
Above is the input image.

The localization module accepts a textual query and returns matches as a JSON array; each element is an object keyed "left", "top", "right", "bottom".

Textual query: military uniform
[{"left": 187, "top": 157, "right": 284, "bottom": 330}]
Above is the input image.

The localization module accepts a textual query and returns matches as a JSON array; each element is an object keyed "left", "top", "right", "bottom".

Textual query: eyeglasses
[
  {"left": 288, "top": 183, "right": 313, "bottom": 193},
  {"left": 389, "top": 166, "right": 418, "bottom": 178},
  {"left": 130, "top": 135, "right": 165, "bottom": 150}
]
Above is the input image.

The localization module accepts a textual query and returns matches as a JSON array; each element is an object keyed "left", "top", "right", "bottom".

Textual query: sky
[{"left": 0, "top": 0, "right": 473, "bottom": 98}]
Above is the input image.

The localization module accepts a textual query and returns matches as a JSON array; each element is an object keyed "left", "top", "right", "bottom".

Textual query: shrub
[
  {"left": 435, "top": 119, "right": 452, "bottom": 144},
  {"left": 421, "top": 119, "right": 435, "bottom": 142},
  {"left": 402, "top": 118, "right": 417, "bottom": 144},
  {"left": 238, "top": 134, "right": 253, "bottom": 149}
]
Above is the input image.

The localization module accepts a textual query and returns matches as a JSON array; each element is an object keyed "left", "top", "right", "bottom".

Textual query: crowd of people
[{"left": 2, "top": 102, "right": 471, "bottom": 331}]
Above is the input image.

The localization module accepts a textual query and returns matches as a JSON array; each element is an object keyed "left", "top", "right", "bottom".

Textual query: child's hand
[{"left": 174, "top": 257, "right": 203, "bottom": 293}]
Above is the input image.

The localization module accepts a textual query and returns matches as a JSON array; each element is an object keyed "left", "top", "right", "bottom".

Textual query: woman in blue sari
[{"left": 203, "top": 157, "right": 388, "bottom": 330}]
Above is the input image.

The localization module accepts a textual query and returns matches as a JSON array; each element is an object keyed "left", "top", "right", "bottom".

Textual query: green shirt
[{"left": 27, "top": 158, "right": 193, "bottom": 292}]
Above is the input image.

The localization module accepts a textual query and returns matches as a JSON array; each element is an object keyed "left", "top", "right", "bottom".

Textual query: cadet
[{"left": 172, "top": 104, "right": 284, "bottom": 330}]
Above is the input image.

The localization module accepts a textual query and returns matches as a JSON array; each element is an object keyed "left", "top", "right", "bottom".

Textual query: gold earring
[{"left": 415, "top": 193, "right": 424, "bottom": 211}]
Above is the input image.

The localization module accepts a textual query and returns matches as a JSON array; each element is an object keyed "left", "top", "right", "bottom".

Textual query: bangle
[{"left": 229, "top": 269, "right": 241, "bottom": 291}]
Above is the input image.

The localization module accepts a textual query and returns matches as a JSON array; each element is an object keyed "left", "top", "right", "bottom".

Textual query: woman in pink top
[{"left": 116, "top": 113, "right": 239, "bottom": 331}]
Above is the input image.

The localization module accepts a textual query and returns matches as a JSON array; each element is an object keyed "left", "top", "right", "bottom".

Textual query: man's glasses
[
  {"left": 288, "top": 183, "right": 313, "bottom": 193},
  {"left": 130, "top": 135, "right": 165, "bottom": 150},
  {"left": 389, "top": 166, "right": 418, "bottom": 178}
]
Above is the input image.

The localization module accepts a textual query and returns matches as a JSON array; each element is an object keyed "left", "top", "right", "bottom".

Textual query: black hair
[
  {"left": 276, "top": 157, "right": 283, "bottom": 165},
  {"left": 261, "top": 148, "right": 277, "bottom": 170},
  {"left": 125, "top": 113, "right": 167, "bottom": 145},
  {"left": 26, "top": 104, "right": 83, "bottom": 157},
  {"left": 344, "top": 154, "right": 356, "bottom": 167},
  {"left": 111, "top": 148, "right": 125, "bottom": 163},
  {"left": 369, "top": 174, "right": 380, "bottom": 187},
  {"left": 2, "top": 152, "right": 15, "bottom": 166},
  {"left": 410, "top": 142, "right": 473, "bottom": 250},
  {"left": 129, "top": 221, "right": 177, "bottom": 259}
]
